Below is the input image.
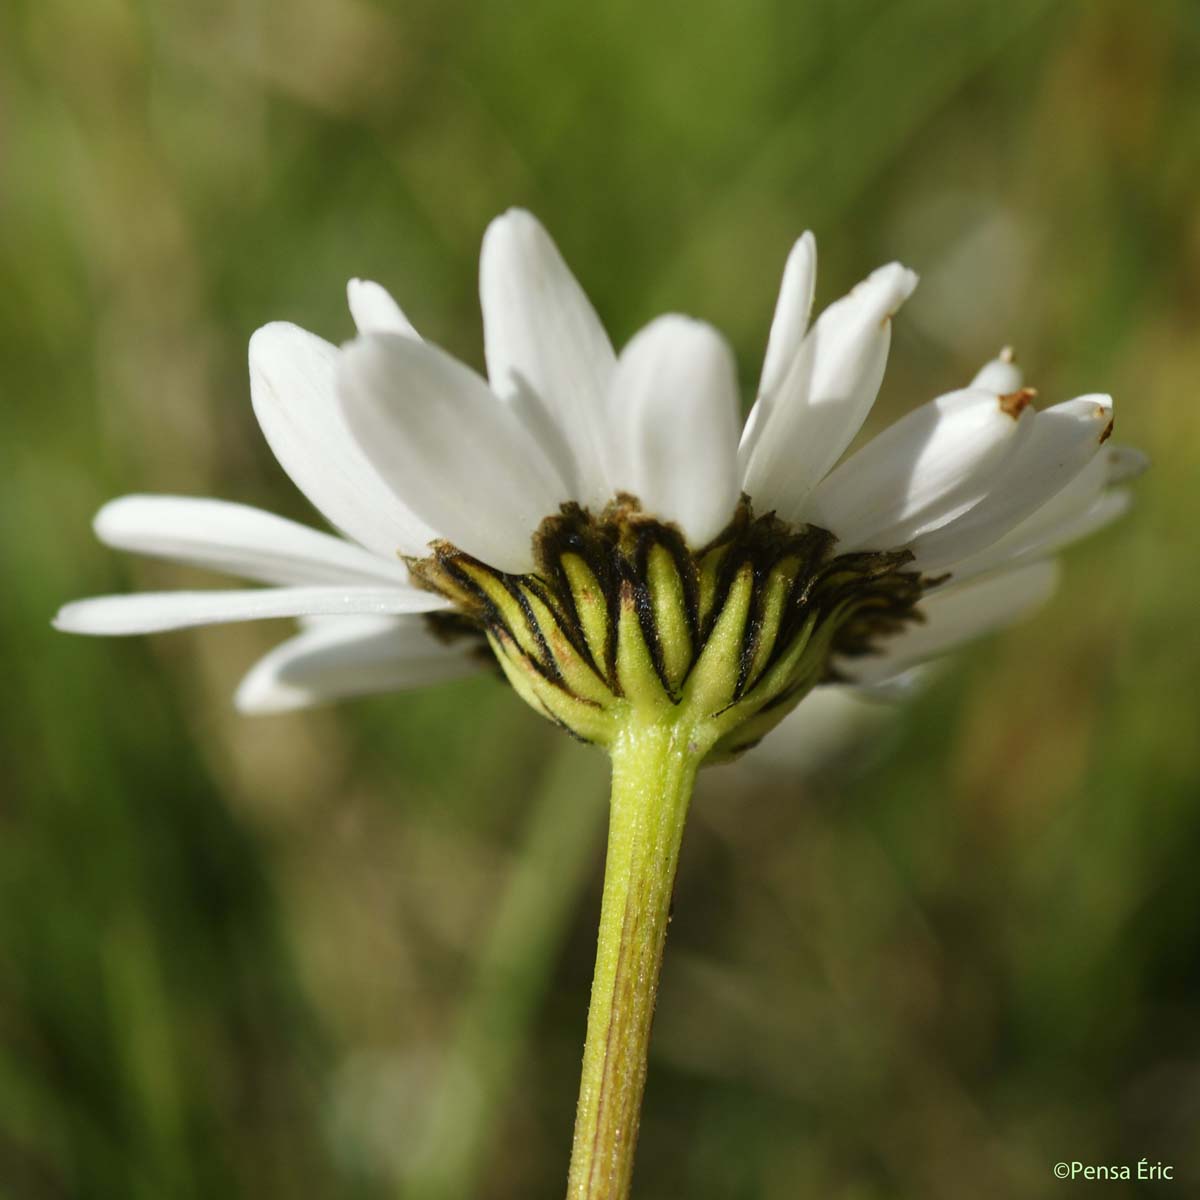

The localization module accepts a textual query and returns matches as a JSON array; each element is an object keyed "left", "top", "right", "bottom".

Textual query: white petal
[
  {"left": 337, "top": 332, "right": 569, "bottom": 574},
  {"left": 1103, "top": 444, "right": 1149, "bottom": 484},
  {"left": 53, "top": 585, "right": 451, "bottom": 636},
  {"left": 844, "top": 560, "right": 1060, "bottom": 684},
  {"left": 740, "top": 233, "right": 818, "bottom": 468},
  {"left": 93, "top": 495, "right": 411, "bottom": 587},
  {"left": 249, "top": 322, "right": 437, "bottom": 557},
  {"left": 605, "top": 316, "right": 741, "bottom": 546},
  {"left": 802, "top": 387, "right": 1034, "bottom": 551},
  {"left": 853, "top": 664, "right": 933, "bottom": 701},
  {"left": 740, "top": 262, "right": 919, "bottom": 521},
  {"left": 909, "top": 395, "right": 1114, "bottom": 572},
  {"left": 1014, "top": 488, "right": 1131, "bottom": 558},
  {"left": 758, "top": 232, "right": 818, "bottom": 401},
  {"left": 235, "top": 615, "right": 482, "bottom": 713},
  {"left": 942, "top": 487, "right": 1132, "bottom": 582},
  {"left": 742, "top": 683, "right": 895, "bottom": 775},
  {"left": 970, "top": 348, "right": 1022, "bottom": 394},
  {"left": 1010, "top": 431, "right": 1143, "bottom": 527},
  {"left": 347, "top": 279, "right": 419, "bottom": 337},
  {"left": 480, "top": 209, "right": 616, "bottom": 507}
]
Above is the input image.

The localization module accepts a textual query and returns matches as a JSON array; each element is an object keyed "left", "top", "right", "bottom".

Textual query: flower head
[{"left": 56, "top": 210, "right": 1143, "bottom": 758}]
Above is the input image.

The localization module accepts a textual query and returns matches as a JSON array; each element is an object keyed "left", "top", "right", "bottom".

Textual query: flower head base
[{"left": 412, "top": 497, "right": 925, "bottom": 759}]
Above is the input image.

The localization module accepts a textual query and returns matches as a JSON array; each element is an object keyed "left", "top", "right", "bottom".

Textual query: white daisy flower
[
  {"left": 54, "top": 210, "right": 1146, "bottom": 1198},
  {"left": 55, "top": 209, "right": 1142, "bottom": 756}
]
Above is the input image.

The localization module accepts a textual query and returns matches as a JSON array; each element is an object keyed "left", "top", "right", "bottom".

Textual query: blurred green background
[{"left": 3, "top": 0, "right": 1200, "bottom": 1196}]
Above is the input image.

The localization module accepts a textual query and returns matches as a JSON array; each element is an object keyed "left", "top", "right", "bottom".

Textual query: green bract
[{"left": 412, "top": 498, "right": 926, "bottom": 761}]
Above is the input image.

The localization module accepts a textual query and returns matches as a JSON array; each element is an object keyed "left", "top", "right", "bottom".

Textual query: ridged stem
[{"left": 565, "top": 717, "right": 707, "bottom": 1200}]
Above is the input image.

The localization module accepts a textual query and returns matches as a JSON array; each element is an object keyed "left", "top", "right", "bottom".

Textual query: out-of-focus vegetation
[{"left": 3, "top": 1, "right": 1200, "bottom": 1196}]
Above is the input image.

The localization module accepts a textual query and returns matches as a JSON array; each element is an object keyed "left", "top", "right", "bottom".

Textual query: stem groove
[{"left": 566, "top": 719, "right": 707, "bottom": 1200}]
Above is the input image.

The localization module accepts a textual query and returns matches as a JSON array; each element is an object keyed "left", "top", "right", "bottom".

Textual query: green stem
[{"left": 566, "top": 718, "right": 707, "bottom": 1200}]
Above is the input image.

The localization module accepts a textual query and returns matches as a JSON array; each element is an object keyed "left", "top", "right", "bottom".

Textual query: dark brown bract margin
[{"left": 411, "top": 497, "right": 931, "bottom": 757}]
